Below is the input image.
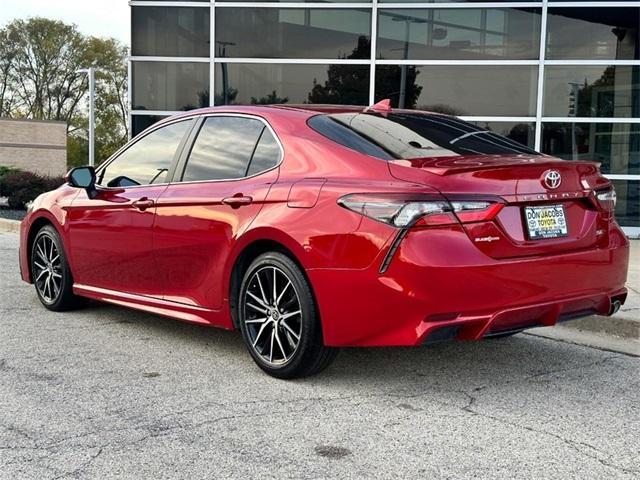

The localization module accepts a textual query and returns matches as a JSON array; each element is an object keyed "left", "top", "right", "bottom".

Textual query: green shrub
[
  {"left": 0, "top": 170, "right": 65, "bottom": 209},
  {"left": 0, "top": 166, "right": 20, "bottom": 185}
]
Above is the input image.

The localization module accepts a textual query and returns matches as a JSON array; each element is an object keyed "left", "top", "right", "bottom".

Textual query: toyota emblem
[{"left": 542, "top": 170, "right": 562, "bottom": 189}]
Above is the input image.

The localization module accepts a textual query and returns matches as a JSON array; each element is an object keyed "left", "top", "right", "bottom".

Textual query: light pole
[
  {"left": 217, "top": 41, "right": 236, "bottom": 105},
  {"left": 77, "top": 67, "right": 96, "bottom": 167},
  {"left": 392, "top": 15, "right": 426, "bottom": 109}
]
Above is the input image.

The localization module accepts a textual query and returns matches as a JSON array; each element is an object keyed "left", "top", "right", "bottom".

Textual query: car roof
[{"left": 152, "top": 104, "right": 454, "bottom": 132}]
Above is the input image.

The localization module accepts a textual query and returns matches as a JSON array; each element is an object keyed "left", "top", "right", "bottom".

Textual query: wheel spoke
[
  {"left": 35, "top": 269, "right": 48, "bottom": 281},
  {"left": 245, "top": 317, "right": 268, "bottom": 324},
  {"left": 252, "top": 321, "right": 269, "bottom": 347},
  {"left": 36, "top": 245, "right": 47, "bottom": 263},
  {"left": 272, "top": 267, "right": 277, "bottom": 304},
  {"left": 34, "top": 261, "right": 46, "bottom": 271},
  {"left": 48, "top": 237, "right": 54, "bottom": 260},
  {"left": 255, "top": 271, "right": 269, "bottom": 306},
  {"left": 50, "top": 254, "right": 60, "bottom": 264},
  {"left": 276, "top": 280, "right": 291, "bottom": 308},
  {"left": 51, "top": 276, "right": 60, "bottom": 296},
  {"left": 269, "top": 327, "right": 275, "bottom": 363},
  {"left": 44, "top": 276, "right": 51, "bottom": 299},
  {"left": 275, "top": 329, "right": 287, "bottom": 361},
  {"left": 247, "top": 291, "right": 268, "bottom": 309},
  {"left": 247, "top": 302, "right": 267, "bottom": 314},
  {"left": 280, "top": 310, "right": 301, "bottom": 321},
  {"left": 280, "top": 320, "right": 300, "bottom": 342},
  {"left": 283, "top": 328, "right": 297, "bottom": 350}
]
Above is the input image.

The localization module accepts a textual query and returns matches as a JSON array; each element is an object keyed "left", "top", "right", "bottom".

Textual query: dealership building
[{"left": 128, "top": 1, "right": 639, "bottom": 235}]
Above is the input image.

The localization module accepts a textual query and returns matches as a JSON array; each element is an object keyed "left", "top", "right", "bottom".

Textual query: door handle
[
  {"left": 132, "top": 197, "right": 155, "bottom": 211},
  {"left": 222, "top": 195, "right": 253, "bottom": 208}
]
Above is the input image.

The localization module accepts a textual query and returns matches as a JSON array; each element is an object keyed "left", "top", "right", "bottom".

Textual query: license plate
[{"left": 524, "top": 205, "right": 568, "bottom": 240}]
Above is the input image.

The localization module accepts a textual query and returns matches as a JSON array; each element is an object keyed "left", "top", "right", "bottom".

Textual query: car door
[
  {"left": 153, "top": 114, "right": 282, "bottom": 311},
  {"left": 66, "top": 118, "right": 195, "bottom": 297}
]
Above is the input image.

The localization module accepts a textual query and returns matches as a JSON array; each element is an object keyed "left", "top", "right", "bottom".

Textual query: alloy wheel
[
  {"left": 242, "top": 266, "right": 303, "bottom": 366},
  {"left": 32, "top": 234, "right": 63, "bottom": 304}
]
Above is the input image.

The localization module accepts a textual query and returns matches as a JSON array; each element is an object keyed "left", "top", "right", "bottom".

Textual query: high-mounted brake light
[{"left": 338, "top": 194, "right": 503, "bottom": 228}]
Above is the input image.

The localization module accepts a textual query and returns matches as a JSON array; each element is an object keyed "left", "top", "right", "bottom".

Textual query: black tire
[
  {"left": 238, "top": 252, "right": 338, "bottom": 379},
  {"left": 31, "top": 225, "right": 85, "bottom": 311}
]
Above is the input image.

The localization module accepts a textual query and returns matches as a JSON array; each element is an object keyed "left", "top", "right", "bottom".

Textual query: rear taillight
[
  {"left": 338, "top": 194, "right": 503, "bottom": 228},
  {"left": 596, "top": 187, "right": 617, "bottom": 212}
]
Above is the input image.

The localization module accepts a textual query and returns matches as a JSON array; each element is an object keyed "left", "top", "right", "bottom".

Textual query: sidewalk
[
  {"left": 530, "top": 240, "right": 639, "bottom": 355},
  {"left": 562, "top": 239, "right": 639, "bottom": 337}
]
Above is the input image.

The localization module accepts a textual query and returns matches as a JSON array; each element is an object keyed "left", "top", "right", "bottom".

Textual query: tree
[
  {"left": 307, "top": 36, "right": 371, "bottom": 105},
  {"left": 251, "top": 90, "right": 289, "bottom": 105},
  {"left": 374, "top": 65, "right": 422, "bottom": 109},
  {"left": 0, "top": 18, "right": 130, "bottom": 166},
  {"left": 0, "top": 28, "right": 18, "bottom": 116},
  {"left": 4, "top": 18, "right": 88, "bottom": 125}
]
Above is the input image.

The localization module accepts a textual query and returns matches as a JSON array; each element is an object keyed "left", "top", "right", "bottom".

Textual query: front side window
[
  {"left": 308, "top": 112, "right": 540, "bottom": 159},
  {"left": 182, "top": 117, "right": 281, "bottom": 182},
  {"left": 99, "top": 120, "right": 193, "bottom": 187}
]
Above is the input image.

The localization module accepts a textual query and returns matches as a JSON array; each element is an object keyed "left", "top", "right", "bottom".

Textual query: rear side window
[
  {"left": 308, "top": 112, "right": 539, "bottom": 160},
  {"left": 247, "top": 129, "right": 281, "bottom": 176},
  {"left": 182, "top": 116, "right": 280, "bottom": 182}
]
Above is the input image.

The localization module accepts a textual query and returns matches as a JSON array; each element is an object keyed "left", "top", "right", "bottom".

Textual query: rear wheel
[
  {"left": 238, "top": 252, "right": 337, "bottom": 379},
  {"left": 31, "top": 225, "right": 85, "bottom": 311}
]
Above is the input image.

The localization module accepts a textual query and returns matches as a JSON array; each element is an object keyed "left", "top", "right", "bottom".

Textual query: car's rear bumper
[{"left": 309, "top": 223, "right": 630, "bottom": 347}]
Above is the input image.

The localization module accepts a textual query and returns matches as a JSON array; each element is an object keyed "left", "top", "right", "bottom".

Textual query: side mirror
[{"left": 66, "top": 166, "right": 98, "bottom": 198}]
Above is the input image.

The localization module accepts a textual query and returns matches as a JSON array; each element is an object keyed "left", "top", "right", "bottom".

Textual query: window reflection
[
  {"left": 542, "top": 122, "right": 640, "bottom": 175},
  {"left": 215, "top": 8, "right": 371, "bottom": 59},
  {"left": 132, "top": 7, "right": 210, "bottom": 57},
  {"left": 215, "top": 62, "right": 370, "bottom": 106},
  {"left": 377, "top": 8, "right": 541, "bottom": 60},
  {"left": 182, "top": 117, "right": 265, "bottom": 182},
  {"left": 469, "top": 122, "right": 535, "bottom": 148},
  {"left": 546, "top": 8, "right": 640, "bottom": 60},
  {"left": 132, "top": 62, "right": 210, "bottom": 112},
  {"left": 131, "top": 115, "right": 168, "bottom": 139},
  {"left": 612, "top": 180, "right": 640, "bottom": 227},
  {"left": 99, "top": 120, "right": 193, "bottom": 187},
  {"left": 375, "top": 65, "right": 538, "bottom": 116},
  {"left": 544, "top": 66, "right": 640, "bottom": 118}
]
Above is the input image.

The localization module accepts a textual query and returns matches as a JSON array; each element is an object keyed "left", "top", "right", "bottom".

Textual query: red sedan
[{"left": 19, "top": 102, "right": 629, "bottom": 378}]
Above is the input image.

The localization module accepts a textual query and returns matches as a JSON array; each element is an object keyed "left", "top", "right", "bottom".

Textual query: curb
[
  {"left": 528, "top": 326, "right": 640, "bottom": 357},
  {"left": 559, "top": 313, "right": 640, "bottom": 340},
  {"left": 0, "top": 218, "right": 20, "bottom": 233}
]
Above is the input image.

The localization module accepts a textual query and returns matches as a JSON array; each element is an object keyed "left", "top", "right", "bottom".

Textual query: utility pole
[
  {"left": 392, "top": 15, "right": 426, "bottom": 109},
  {"left": 77, "top": 67, "right": 96, "bottom": 167}
]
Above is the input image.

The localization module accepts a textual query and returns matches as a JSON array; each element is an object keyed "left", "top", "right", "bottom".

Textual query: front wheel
[
  {"left": 31, "top": 225, "right": 85, "bottom": 311},
  {"left": 238, "top": 252, "right": 337, "bottom": 379}
]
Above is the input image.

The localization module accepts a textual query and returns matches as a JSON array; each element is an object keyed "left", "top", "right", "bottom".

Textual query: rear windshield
[{"left": 308, "top": 112, "right": 539, "bottom": 160}]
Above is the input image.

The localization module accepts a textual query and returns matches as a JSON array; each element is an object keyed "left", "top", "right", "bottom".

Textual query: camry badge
[
  {"left": 475, "top": 236, "right": 500, "bottom": 243},
  {"left": 543, "top": 170, "right": 562, "bottom": 189}
]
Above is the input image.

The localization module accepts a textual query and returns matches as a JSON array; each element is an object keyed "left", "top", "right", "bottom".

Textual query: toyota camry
[{"left": 19, "top": 101, "right": 630, "bottom": 378}]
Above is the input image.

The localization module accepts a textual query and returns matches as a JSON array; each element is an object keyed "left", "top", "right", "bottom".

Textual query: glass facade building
[{"left": 129, "top": 1, "right": 640, "bottom": 234}]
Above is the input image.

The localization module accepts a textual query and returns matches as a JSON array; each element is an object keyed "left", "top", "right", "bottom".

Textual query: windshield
[{"left": 308, "top": 112, "right": 539, "bottom": 160}]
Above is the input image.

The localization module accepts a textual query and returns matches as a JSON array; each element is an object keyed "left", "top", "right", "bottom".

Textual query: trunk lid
[{"left": 388, "top": 154, "right": 611, "bottom": 259}]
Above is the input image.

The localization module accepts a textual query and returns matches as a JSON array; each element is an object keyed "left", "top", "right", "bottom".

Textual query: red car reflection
[{"left": 19, "top": 102, "right": 629, "bottom": 378}]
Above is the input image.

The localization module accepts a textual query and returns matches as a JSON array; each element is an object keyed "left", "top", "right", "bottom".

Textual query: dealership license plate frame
[{"left": 524, "top": 204, "right": 568, "bottom": 240}]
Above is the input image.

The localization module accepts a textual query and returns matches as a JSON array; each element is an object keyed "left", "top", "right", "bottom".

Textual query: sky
[{"left": 0, "top": 0, "right": 129, "bottom": 44}]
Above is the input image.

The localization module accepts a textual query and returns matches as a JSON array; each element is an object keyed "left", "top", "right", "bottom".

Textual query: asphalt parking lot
[{"left": 1, "top": 232, "right": 639, "bottom": 479}]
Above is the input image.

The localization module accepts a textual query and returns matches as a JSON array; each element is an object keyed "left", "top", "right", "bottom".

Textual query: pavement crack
[{"left": 455, "top": 390, "right": 639, "bottom": 477}]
